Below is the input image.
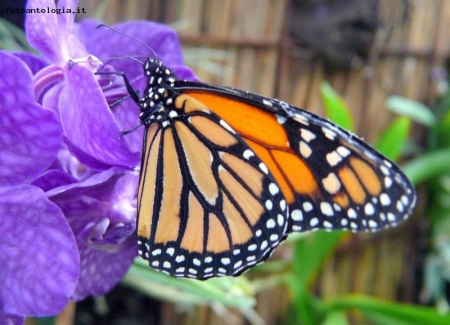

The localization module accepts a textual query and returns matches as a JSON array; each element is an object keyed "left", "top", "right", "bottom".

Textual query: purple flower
[
  {"left": 43, "top": 168, "right": 139, "bottom": 300},
  {"left": 0, "top": 0, "right": 196, "bottom": 323},
  {"left": 0, "top": 52, "right": 78, "bottom": 325}
]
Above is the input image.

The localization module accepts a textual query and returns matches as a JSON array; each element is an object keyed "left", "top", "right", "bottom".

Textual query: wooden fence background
[{"left": 77, "top": 0, "right": 449, "bottom": 324}]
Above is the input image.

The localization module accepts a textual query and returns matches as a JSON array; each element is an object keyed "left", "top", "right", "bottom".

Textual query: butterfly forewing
[
  {"left": 173, "top": 84, "right": 416, "bottom": 234},
  {"left": 281, "top": 110, "right": 415, "bottom": 233},
  {"left": 137, "top": 91, "right": 288, "bottom": 279}
]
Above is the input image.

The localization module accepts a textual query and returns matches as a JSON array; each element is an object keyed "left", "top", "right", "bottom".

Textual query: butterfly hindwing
[{"left": 137, "top": 93, "right": 288, "bottom": 279}]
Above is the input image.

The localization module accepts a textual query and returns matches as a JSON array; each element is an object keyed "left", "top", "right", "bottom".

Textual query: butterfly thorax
[{"left": 139, "top": 58, "right": 178, "bottom": 127}]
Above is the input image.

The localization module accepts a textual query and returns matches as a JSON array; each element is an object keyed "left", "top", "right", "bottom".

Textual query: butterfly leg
[
  {"left": 95, "top": 70, "right": 144, "bottom": 135},
  {"left": 95, "top": 70, "right": 141, "bottom": 104}
]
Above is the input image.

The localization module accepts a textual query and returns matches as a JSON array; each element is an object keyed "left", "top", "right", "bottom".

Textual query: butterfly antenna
[
  {"left": 96, "top": 24, "right": 159, "bottom": 59},
  {"left": 102, "top": 55, "right": 146, "bottom": 67}
]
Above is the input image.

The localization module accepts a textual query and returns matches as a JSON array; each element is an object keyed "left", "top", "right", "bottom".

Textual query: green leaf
[
  {"left": 34, "top": 317, "right": 55, "bottom": 325},
  {"left": 284, "top": 277, "right": 322, "bottom": 325},
  {"left": 322, "top": 311, "right": 350, "bottom": 325},
  {"left": 401, "top": 147, "right": 450, "bottom": 185},
  {"left": 442, "top": 109, "right": 450, "bottom": 130},
  {"left": 386, "top": 96, "right": 437, "bottom": 127},
  {"left": 91, "top": 0, "right": 110, "bottom": 20},
  {"left": 320, "top": 82, "right": 355, "bottom": 131},
  {"left": 435, "top": 109, "right": 450, "bottom": 147},
  {"left": 423, "top": 255, "right": 446, "bottom": 302},
  {"left": 327, "top": 295, "right": 450, "bottom": 325},
  {"left": 0, "top": 18, "right": 35, "bottom": 52},
  {"left": 286, "top": 232, "right": 344, "bottom": 325},
  {"left": 291, "top": 231, "right": 344, "bottom": 284},
  {"left": 374, "top": 117, "right": 411, "bottom": 162}
]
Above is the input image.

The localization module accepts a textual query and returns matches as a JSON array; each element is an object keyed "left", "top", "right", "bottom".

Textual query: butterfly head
[
  {"left": 143, "top": 58, "right": 177, "bottom": 88},
  {"left": 139, "top": 58, "right": 178, "bottom": 124}
]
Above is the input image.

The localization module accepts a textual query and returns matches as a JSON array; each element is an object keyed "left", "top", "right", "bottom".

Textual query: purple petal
[
  {"left": 61, "top": 191, "right": 136, "bottom": 302},
  {"left": 48, "top": 169, "right": 137, "bottom": 250},
  {"left": 57, "top": 0, "right": 78, "bottom": 38},
  {"left": 0, "top": 52, "right": 34, "bottom": 106},
  {"left": 71, "top": 235, "right": 136, "bottom": 301},
  {"left": 0, "top": 308, "right": 24, "bottom": 325},
  {"left": 31, "top": 169, "right": 78, "bottom": 192},
  {"left": 0, "top": 68, "right": 62, "bottom": 186},
  {"left": 59, "top": 64, "right": 140, "bottom": 169},
  {"left": 61, "top": 196, "right": 135, "bottom": 249},
  {"left": 46, "top": 170, "right": 138, "bottom": 301},
  {"left": 63, "top": 136, "right": 115, "bottom": 172},
  {"left": 110, "top": 75, "right": 146, "bottom": 152},
  {"left": 12, "top": 52, "right": 49, "bottom": 75},
  {"left": 73, "top": 19, "right": 99, "bottom": 43},
  {"left": 47, "top": 167, "right": 137, "bottom": 204},
  {"left": 50, "top": 146, "right": 97, "bottom": 181},
  {"left": 76, "top": 214, "right": 135, "bottom": 247},
  {"left": 59, "top": 204, "right": 134, "bottom": 261},
  {"left": 25, "top": 0, "right": 69, "bottom": 65},
  {"left": 0, "top": 185, "right": 79, "bottom": 316},
  {"left": 0, "top": 104, "right": 61, "bottom": 183},
  {"left": 42, "top": 81, "right": 63, "bottom": 112},
  {"left": 112, "top": 98, "right": 144, "bottom": 153}
]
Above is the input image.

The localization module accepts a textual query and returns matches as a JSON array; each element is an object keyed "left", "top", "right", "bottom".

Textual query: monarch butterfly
[{"left": 125, "top": 57, "right": 416, "bottom": 280}]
